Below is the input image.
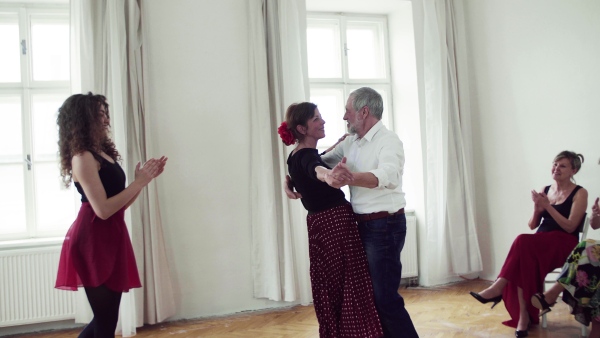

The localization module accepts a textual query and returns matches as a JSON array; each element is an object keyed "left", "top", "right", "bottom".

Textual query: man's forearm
[{"left": 349, "top": 172, "right": 378, "bottom": 189}]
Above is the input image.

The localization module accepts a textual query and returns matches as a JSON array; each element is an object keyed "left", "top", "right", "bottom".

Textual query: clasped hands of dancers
[{"left": 469, "top": 151, "right": 600, "bottom": 338}]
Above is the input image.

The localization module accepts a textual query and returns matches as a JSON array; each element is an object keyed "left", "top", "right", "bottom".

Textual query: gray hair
[{"left": 349, "top": 87, "right": 384, "bottom": 120}]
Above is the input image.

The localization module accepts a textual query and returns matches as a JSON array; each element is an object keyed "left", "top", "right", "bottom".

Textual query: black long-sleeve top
[{"left": 287, "top": 148, "right": 347, "bottom": 213}]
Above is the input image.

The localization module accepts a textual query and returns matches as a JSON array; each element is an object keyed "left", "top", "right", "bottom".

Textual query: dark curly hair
[{"left": 57, "top": 92, "right": 120, "bottom": 187}]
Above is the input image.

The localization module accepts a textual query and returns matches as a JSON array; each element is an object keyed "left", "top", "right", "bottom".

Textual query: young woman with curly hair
[{"left": 55, "top": 92, "right": 167, "bottom": 337}]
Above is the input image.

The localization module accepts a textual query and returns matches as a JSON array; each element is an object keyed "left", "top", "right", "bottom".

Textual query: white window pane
[
  {"left": 346, "top": 21, "right": 386, "bottom": 79},
  {"left": 32, "top": 93, "right": 64, "bottom": 160},
  {"left": 34, "top": 162, "right": 78, "bottom": 232},
  {"left": 307, "top": 19, "right": 342, "bottom": 79},
  {"left": 0, "top": 14, "right": 21, "bottom": 83},
  {"left": 310, "top": 88, "right": 346, "bottom": 149},
  {"left": 31, "top": 17, "right": 69, "bottom": 81},
  {"left": 0, "top": 95, "right": 23, "bottom": 161},
  {"left": 0, "top": 165, "right": 27, "bottom": 235},
  {"left": 378, "top": 89, "right": 391, "bottom": 128}
]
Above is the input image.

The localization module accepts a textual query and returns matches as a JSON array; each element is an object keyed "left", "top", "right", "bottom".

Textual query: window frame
[
  {"left": 0, "top": 3, "right": 73, "bottom": 242},
  {"left": 306, "top": 12, "right": 395, "bottom": 152},
  {"left": 307, "top": 13, "right": 392, "bottom": 85}
]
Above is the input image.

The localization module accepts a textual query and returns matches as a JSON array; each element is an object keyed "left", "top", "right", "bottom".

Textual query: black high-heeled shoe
[
  {"left": 469, "top": 291, "right": 503, "bottom": 309},
  {"left": 515, "top": 320, "right": 531, "bottom": 337},
  {"left": 531, "top": 292, "right": 555, "bottom": 316}
]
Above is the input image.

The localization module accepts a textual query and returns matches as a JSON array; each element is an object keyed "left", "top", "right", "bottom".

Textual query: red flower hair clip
[{"left": 278, "top": 121, "right": 296, "bottom": 146}]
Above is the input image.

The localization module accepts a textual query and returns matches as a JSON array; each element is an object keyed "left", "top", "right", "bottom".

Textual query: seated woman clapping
[
  {"left": 532, "top": 197, "right": 600, "bottom": 338},
  {"left": 469, "top": 151, "right": 588, "bottom": 337}
]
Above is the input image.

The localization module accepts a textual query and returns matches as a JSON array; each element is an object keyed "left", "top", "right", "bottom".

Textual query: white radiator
[
  {"left": 0, "top": 246, "right": 75, "bottom": 327},
  {"left": 401, "top": 216, "right": 418, "bottom": 279}
]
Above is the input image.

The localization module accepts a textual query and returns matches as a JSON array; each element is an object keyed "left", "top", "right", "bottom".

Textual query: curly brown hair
[{"left": 57, "top": 92, "right": 121, "bottom": 187}]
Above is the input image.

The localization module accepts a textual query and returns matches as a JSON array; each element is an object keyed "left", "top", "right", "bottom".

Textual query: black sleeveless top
[
  {"left": 74, "top": 153, "right": 126, "bottom": 202},
  {"left": 287, "top": 148, "right": 347, "bottom": 213},
  {"left": 536, "top": 185, "right": 582, "bottom": 237}
]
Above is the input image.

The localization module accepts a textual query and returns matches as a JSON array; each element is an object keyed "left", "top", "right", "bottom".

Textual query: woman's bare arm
[
  {"left": 539, "top": 188, "right": 588, "bottom": 233},
  {"left": 73, "top": 152, "right": 165, "bottom": 219},
  {"left": 528, "top": 186, "right": 546, "bottom": 230},
  {"left": 591, "top": 197, "right": 600, "bottom": 230}
]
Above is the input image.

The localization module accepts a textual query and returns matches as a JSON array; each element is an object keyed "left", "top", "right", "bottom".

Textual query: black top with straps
[
  {"left": 287, "top": 148, "right": 347, "bottom": 213},
  {"left": 536, "top": 185, "right": 582, "bottom": 237},
  {"left": 74, "top": 152, "right": 126, "bottom": 203}
]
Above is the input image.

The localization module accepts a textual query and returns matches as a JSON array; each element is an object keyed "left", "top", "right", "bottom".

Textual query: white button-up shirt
[{"left": 322, "top": 121, "right": 406, "bottom": 214}]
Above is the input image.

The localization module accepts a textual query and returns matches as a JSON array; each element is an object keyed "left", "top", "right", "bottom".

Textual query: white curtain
[
  {"left": 248, "top": 0, "right": 313, "bottom": 304},
  {"left": 70, "top": 0, "right": 175, "bottom": 335},
  {"left": 421, "top": 0, "right": 482, "bottom": 286}
]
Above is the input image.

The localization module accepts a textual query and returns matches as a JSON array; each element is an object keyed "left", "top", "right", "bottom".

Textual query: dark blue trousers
[{"left": 358, "top": 213, "right": 419, "bottom": 338}]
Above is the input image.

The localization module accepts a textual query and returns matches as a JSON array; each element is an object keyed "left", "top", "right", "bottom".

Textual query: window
[
  {"left": 306, "top": 13, "right": 393, "bottom": 152},
  {"left": 0, "top": 4, "right": 75, "bottom": 241}
]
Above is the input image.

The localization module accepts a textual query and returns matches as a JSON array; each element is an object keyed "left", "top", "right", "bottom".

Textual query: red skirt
[
  {"left": 306, "top": 203, "right": 383, "bottom": 338},
  {"left": 499, "top": 231, "right": 578, "bottom": 327},
  {"left": 55, "top": 203, "right": 141, "bottom": 293}
]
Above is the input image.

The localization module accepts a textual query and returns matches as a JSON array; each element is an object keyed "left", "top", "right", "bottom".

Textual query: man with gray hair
[{"left": 286, "top": 87, "right": 418, "bottom": 337}]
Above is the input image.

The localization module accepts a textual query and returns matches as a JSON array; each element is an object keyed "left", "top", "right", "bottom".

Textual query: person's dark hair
[
  {"left": 554, "top": 150, "right": 584, "bottom": 176},
  {"left": 57, "top": 92, "right": 120, "bottom": 187},
  {"left": 349, "top": 87, "right": 384, "bottom": 120},
  {"left": 285, "top": 102, "right": 318, "bottom": 142}
]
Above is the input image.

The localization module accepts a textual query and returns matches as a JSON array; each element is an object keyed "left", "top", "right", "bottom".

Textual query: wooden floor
[{"left": 7, "top": 279, "right": 588, "bottom": 338}]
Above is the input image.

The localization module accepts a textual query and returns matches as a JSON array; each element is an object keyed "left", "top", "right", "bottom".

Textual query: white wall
[
  {"left": 462, "top": 0, "right": 600, "bottom": 280},
  {"left": 142, "top": 0, "right": 289, "bottom": 319}
]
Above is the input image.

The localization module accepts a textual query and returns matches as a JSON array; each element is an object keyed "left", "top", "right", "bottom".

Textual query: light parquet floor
[{"left": 7, "top": 279, "right": 588, "bottom": 338}]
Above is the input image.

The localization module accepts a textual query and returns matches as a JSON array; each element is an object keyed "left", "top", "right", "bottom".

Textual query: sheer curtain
[
  {"left": 248, "top": 0, "right": 313, "bottom": 304},
  {"left": 70, "top": 0, "right": 175, "bottom": 335},
  {"left": 421, "top": 0, "right": 482, "bottom": 286}
]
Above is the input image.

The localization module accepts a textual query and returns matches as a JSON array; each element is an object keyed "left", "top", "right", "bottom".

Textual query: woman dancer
[
  {"left": 55, "top": 93, "right": 167, "bottom": 337},
  {"left": 278, "top": 102, "right": 382, "bottom": 337}
]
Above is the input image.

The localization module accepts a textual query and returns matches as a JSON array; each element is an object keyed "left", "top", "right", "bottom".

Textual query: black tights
[{"left": 79, "top": 285, "right": 123, "bottom": 338}]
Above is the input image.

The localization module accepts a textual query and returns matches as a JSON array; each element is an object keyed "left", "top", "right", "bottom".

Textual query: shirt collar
[{"left": 353, "top": 120, "right": 384, "bottom": 143}]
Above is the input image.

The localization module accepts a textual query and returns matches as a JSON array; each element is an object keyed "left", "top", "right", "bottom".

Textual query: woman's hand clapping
[
  {"left": 531, "top": 189, "right": 550, "bottom": 213},
  {"left": 592, "top": 197, "right": 600, "bottom": 218},
  {"left": 135, "top": 156, "right": 168, "bottom": 186}
]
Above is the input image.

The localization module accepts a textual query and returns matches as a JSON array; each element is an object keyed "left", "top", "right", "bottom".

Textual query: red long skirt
[
  {"left": 55, "top": 203, "right": 141, "bottom": 293},
  {"left": 306, "top": 203, "right": 383, "bottom": 338},
  {"left": 499, "top": 231, "right": 578, "bottom": 327}
]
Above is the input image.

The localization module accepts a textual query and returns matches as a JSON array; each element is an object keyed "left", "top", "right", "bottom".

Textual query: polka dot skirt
[{"left": 306, "top": 203, "right": 383, "bottom": 338}]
